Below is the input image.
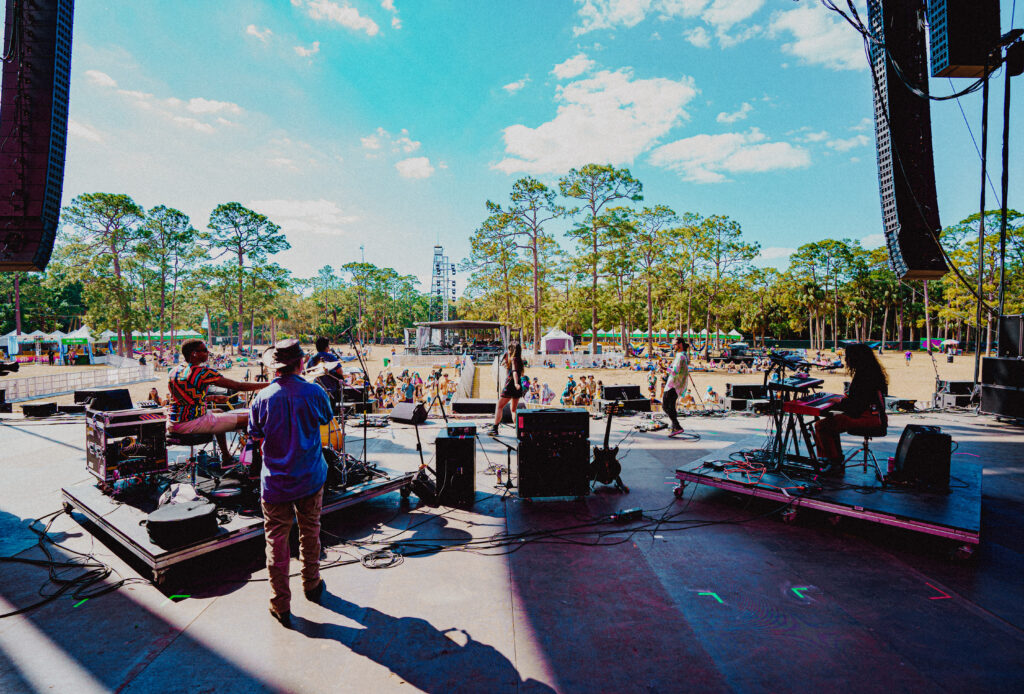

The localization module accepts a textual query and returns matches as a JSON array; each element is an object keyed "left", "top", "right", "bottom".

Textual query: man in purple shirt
[{"left": 248, "top": 339, "right": 333, "bottom": 626}]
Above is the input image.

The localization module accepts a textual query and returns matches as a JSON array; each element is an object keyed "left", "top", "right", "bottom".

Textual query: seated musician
[
  {"left": 813, "top": 343, "right": 888, "bottom": 472},
  {"left": 306, "top": 336, "right": 344, "bottom": 407},
  {"left": 167, "top": 339, "right": 269, "bottom": 467}
]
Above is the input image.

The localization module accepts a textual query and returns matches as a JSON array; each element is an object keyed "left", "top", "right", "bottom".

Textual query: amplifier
[
  {"left": 723, "top": 396, "right": 748, "bottom": 411},
  {"left": 981, "top": 357, "right": 1024, "bottom": 388},
  {"left": 516, "top": 408, "right": 589, "bottom": 499},
  {"left": 446, "top": 423, "right": 477, "bottom": 438},
  {"left": 516, "top": 408, "right": 589, "bottom": 436},
  {"left": 980, "top": 384, "right": 1024, "bottom": 420},
  {"left": 937, "top": 392, "right": 973, "bottom": 409},
  {"left": 76, "top": 388, "right": 133, "bottom": 411},
  {"left": 594, "top": 397, "right": 651, "bottom": 413},
  {"left": 892, "top": 424, "right": 951, "bottom": 490},
  {"left": 434, "top": 431, "right": 476, "bottom": 506},
  {"left": 998, "top": 314, "right": 1023, "bottom": 358},
  {"left": 935, "top": 379, "right": 974, "bottom": 396},
  {"left": 342, "top": 401, "right": 375, "bottom": 416},
  {"left": 749, "top": 399, "right": 772, "bottom": 414},
  {"left": 600, "top": 384, "right": 642, "bottom": 400},
  {"left": 342, "top": 385, "right": 366, "bottom": 403},
  {"left": 86, "top": 408, "right": 168, "bottom": 482},
  {"left": 884, "top": 396, "right": 916, "bottom": 413},
  {"left": 726, "top": 383, "right": 767, "bottom": 399}
]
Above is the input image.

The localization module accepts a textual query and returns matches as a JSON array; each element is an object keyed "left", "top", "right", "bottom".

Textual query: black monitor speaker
[
  {"left": 892, "top": 424, "right": 951, "bottom": 490},
  {"left": 389, "top": 402, "right": 427, "bottom": 424},
  {"left": 77, "top": 388, "right": 133, "bottom": 411}
]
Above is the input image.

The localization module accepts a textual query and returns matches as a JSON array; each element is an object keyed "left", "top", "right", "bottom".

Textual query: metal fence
[{"left": 2, "top": 365, "right": 156, "bottom": 402}]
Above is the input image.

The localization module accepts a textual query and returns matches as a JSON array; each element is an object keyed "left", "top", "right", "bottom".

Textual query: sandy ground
[{"left": 5, "top": 344, "right": 978, "bottom": 409}]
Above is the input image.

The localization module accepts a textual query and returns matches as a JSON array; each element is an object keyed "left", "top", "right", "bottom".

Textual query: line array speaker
[
  {"left": 867, "top": 0, "right": 947, "bottom": 280},
  {"left": 927, "top": 0, "right": 1001, "bottom": 78},
  {"left": 0, "top": 0, "right": 75, "bottom": 271}
]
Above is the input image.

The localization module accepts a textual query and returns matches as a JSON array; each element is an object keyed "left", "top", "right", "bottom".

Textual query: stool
[
  {"left": 166, "top": 431, "right": 215, "bottom": 485},
  {"left": 844, "top": 424, "right": 887, "bottom": 481}
]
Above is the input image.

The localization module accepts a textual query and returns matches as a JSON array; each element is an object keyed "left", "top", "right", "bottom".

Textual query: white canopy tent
[{"left": 539, "top": 328, "right": 574, "bottom": 354}]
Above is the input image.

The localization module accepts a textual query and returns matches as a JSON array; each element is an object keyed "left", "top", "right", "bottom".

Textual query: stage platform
[
  {"left": 675, "top": 441, "right": 981, "bottom": 551},
  {"left": 61, "top": 467, "right": 416, "bottom": 585}
]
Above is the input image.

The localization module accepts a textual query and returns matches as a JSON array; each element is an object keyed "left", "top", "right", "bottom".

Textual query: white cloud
[
  {"left": 294, "top": 41, "right": 321, "bottom": 57},
  {"left": 249, "top": 198, "right": 361, "bottom": 235},
  {"left": 503, "top": 76, "right": 530, "bottom": 94},
  {"left": 716, "top": 101, "right": 751, "bottom": 123},
  {"left": 683, "top": 26, "right": 711, "bottom": 48},
  {"left": 68, "top": 119, "right": 103, "bottom": 143},
  {"left": 395, "top": 157, "right": 435, "bottom": 179},
  {"left": 381, "top": 0, "right": 401, "bottom": 29},
  {"left": 495, "top": 68, "right": 698, "bottom": 175},
  {"left": 768, "top": 2, "right": 865, "bottom": 71},
  {"left": 268, "top": 157, "right": 300, "bottom": 171},
  {"left": 361, "top": 127, "right": 421, "bottom": 154},
  {"left": 85, "top": 70, "right": 244, "bottom": 135},
  {"left": 861, "top": 233, "right": 885, "bottom": 249},
  {"left": 186, "top": 97, "right": 243, "bottom": 115},
  {"left": 801, "top": 130, "right": 829, "bottom": 143},
  {"left": 649, "top": 127, "right": 810, "bottom": 183},
  {"left": 552, "top": 53, "right": 596, "bottom": 80},
  {"left": 702, "top": 0, "right": 762, "bottom": 30},
  {"left": 298, "top": 0, "right": 380, "bottom": 36},
  {"left": 85, "top": 70, "right": 117, "bottom": 87},
  {"left": 851, "top": 117, "right": 872, "bottom": 131},
  {"left": 759, "top": 246, "right": 795, "bottom": 261},
  {"left": 246, "top": 24, "right": 273, "bottom": 42},
  {"left": 827, "top": 134, "right": 870, "bottom": 152}
]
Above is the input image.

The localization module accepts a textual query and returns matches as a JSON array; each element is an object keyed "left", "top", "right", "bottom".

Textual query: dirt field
[{"left": 6, "top": 344, "right": 978, "bottom": 409}]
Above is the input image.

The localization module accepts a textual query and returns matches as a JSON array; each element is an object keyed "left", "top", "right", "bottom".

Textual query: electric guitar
[{"left": 591, "top": 401, "right": 629, "bottom": 493}]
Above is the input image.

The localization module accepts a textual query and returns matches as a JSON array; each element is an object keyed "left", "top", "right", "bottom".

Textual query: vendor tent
[
  {"left": 727, "top": 329, "right": 743, "bottom": 341},
  {"left": 540, "top": 329, "right": 574, "bottom": 354}
]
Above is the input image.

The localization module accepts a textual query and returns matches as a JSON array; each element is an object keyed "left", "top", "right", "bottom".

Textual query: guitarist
[{"left": 663, "top": 337, "right": 690, "bottom": 437}]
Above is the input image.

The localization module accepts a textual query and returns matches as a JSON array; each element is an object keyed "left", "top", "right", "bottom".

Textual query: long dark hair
[
  {"left": 507, "top": 342, "right": 523, "bottom": 376},
  {"left": 845, "top": 343, "right": 887, "bottom": 393}
]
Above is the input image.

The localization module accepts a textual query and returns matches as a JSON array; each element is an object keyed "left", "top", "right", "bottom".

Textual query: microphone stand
[{"left": 348, "top": 330, "right": 372, "bottom": 464}]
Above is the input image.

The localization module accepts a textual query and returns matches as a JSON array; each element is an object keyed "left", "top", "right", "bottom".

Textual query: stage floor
[{"left": 2, "top": 409, "right": 1024, "bottom": 693}]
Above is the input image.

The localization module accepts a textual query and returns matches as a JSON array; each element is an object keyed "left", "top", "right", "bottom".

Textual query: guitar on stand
[{"left": 591, "top": 401, "right": 629, "bottom": 493}]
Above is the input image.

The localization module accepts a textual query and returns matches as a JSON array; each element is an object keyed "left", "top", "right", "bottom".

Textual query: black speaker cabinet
[
  {"left": 22, "top": 402, "right": 57, "bottom": 418},
  {"left": 868, "top": 0, "right": 947, "bottom": 280},
  {"left": 389, "top": 402, "right": 427, "bottom": 424},
  {"left": 434, "top": 431, "right": 476, "bottom": 507},
  {"left": 980, "top": 384, "right": 1024, "bottom": 420},
  {"left": 935, "top": 379, "right": 974, "bottom": 396},
  {"left": 516, "top": 408, "right": 589, "bottom": 499},
  {"left": 0, "top": 0, "right": 75, "bottom": 271},
  {"left": 982, "top": 357, "right": 1024, "bottom": 388},
  {"left": 998, "top": 315, "right": 1023, "bottom": 358},
  {"left": 893, "top": 424, "right": 951, "bottom": 490},
  {"left": 595, "top": 397, "right": 651, "bottom": 413},
  {"left": 75, "top": 388, "right": 133, "bottom": 411},
  {"left": 600, "top": 384, "right": 642, "bottom": 400},
  {"left": 928, "top": 0, "right": 1001, "bottom": 78},
  {"left": 726, "top": 383, "right": 767, "bottom": 399}
]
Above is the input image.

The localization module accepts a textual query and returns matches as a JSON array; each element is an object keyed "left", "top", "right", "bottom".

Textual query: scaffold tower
[{"left": 429, "top": 245, "right": 456, "bottom": 322}]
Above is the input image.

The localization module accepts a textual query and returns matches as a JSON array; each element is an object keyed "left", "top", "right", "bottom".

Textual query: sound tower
[
  {"left": 0, "top": 0, "right": 75, "bottom": 271},
  {"left": 867, "top": 0, "right": 947, "bottom": 280},
  {"left": 433, "top": 429, "right": 475, "bottom": 507},
  {"left": 927, "top": 0, "right": 1000, "bottom": 78},
  {"left": 516, "top": 408, "right": 589, "bottom": 499}
]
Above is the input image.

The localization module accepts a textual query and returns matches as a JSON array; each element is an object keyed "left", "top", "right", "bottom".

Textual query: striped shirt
[{"left": 167, "top": 364, "right": 221, "bottom": 423}]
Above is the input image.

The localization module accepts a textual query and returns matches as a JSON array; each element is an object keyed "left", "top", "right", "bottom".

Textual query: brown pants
[
  {"left": 813, "top": 411, "right": 883, "bottom": 462},
  {"left": 261, "top": 486, "right": 324, "bottom": 614}
]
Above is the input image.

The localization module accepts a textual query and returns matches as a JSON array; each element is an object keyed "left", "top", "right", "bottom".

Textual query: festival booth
[
  {"left": 539, "top": 329, "right": 574, "bottom": 355},
  {"left": 403, "top": 320, "right": 514, "bottom": 366},
  {"left": 62, "top": 326, "right": 96, "bottom": 365}
]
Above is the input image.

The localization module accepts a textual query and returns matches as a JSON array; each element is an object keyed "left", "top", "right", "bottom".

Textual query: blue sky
[{"left": 63, "top": 0, "right": 1022, "bottom": 289}]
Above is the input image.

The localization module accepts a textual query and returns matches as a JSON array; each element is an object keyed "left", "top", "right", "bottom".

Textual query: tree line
[
  {"left": 1, "top": 170, "right": 1020, "bottom": 357},
  {"left": 460, "top": 163, "right": 1023, "bottom": 354}
]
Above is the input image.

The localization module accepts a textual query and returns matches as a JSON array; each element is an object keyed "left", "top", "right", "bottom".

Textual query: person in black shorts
[{"left": 489, "top": 342, "right": 524, "bottom": 436}]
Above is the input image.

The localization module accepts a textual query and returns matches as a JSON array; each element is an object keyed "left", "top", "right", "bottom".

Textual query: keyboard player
[{"left": 813, "top": 343, "right": 888, "bottom": 472}]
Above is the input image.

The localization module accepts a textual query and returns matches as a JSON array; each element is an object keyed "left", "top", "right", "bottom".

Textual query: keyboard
[
  {"left": 767, "top": 376, "right": 824, "bottom": 393},
  {"left": 783, "top": 392, "right": 844, "bottom": 416}
]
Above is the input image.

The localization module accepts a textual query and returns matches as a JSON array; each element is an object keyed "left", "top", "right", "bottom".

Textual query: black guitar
[{"left": 591, "top": 401, "right": 629, "bottom": 493}]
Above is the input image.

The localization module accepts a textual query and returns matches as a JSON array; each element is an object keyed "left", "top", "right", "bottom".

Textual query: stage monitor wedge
[
  {"left": 927, "top": 0, "right": 1000, "bottom": 78},
  {"left": 868, "top": 0, "right": 948, "bottom": 281},
  {"left": 0, "top": 0, "right": 75, "bottom": 271}
]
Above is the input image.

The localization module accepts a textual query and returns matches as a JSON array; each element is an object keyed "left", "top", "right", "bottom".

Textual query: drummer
[
  {"left": 167, "top": 339, "right": 268, "bottom": 467},
  {"left": 306, "top": 337, "right": 345, "bottom": 410}
]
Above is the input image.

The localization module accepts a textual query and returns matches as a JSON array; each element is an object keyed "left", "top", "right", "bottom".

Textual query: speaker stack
[
  {"left": 980, "top": 316, "right": 1024, "bottom": 419},
  {"left": 433, "top": 426, "right": 476, "bottom": 507},
  {"left": 724, "top": 383, "right": 768, "bottom": 412},
  {"left": 0, "top": 0, "right": 75, "bottom": 271},
  {"left": 595, "top": 384, "right": 650, "bottom": 412},
  {"left": 516, "top": 408, "right": 590, "bottom": 499}
]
